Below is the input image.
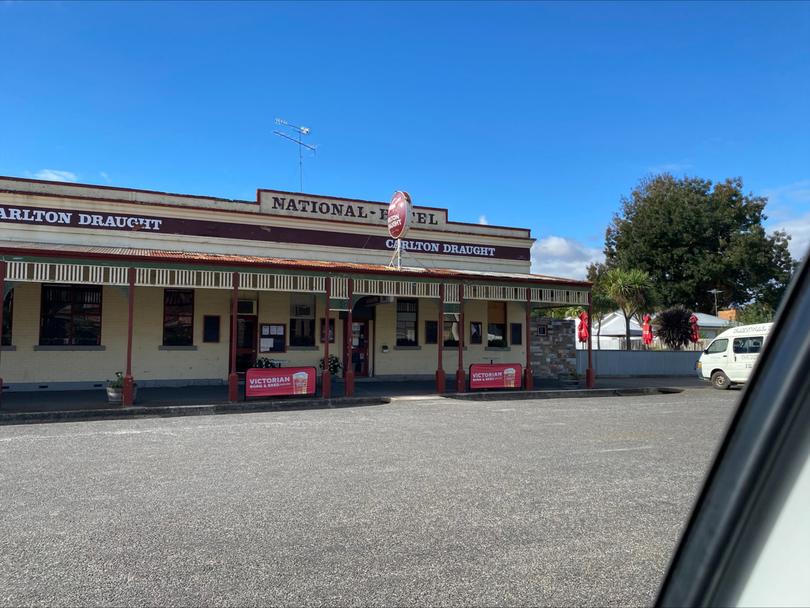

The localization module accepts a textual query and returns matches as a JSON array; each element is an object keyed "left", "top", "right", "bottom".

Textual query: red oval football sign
[{"left": 387, "top": 191, "right": 412, "bottom": 239}]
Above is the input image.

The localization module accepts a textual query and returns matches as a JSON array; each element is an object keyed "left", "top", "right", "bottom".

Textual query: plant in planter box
[
  {"left": 106, "top": 371, "right": 137, "bottom": 404},
  {"left": 318, "top": 354, "right": 342, "bottom": 376},
  {"left": 255, "top": 358, "right": 282, "bottom": 368}
]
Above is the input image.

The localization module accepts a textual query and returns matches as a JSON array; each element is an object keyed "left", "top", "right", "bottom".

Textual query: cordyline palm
[{"left": 604, "top": 268, "right": 653, "bottom": 350}]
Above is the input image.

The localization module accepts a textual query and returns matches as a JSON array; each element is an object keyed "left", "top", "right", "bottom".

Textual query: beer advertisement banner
[
  {"left": 245, "top": 367, "right": 317, "bottom": 398},
  {"left": 469, "top": 363, "right": 523, "bottom": 390}
]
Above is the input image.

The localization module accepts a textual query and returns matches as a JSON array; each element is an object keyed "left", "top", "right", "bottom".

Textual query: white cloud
[
  {"left": 99, "top": 171, "right": 111, "bottom": 183},
  {"left": 772, "top": 212, "right": 810, "bottom": 260},
  {"left": 647, "top": 161, "right": 692, "bottom": 174},
  {"left": 33, "top": 169, "right": 78, "bottom": 182},
  {"left": 478, "top": 215, "right": 488, "bottom": 225},
  {"left": 531, "top": 236, "right": 603, "bottom": 279}
]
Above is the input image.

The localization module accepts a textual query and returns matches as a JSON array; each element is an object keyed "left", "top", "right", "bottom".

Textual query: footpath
[{"left": 0, "top": 376, "right": 708, "bottom": 426}]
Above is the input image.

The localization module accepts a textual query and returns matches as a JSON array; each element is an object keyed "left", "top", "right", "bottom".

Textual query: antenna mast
[{"left": 274, "top": 118, "right": 317, "bottom": 192}]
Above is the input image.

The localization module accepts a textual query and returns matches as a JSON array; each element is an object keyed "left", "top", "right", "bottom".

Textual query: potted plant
[
  {"left": 318, "top": 354, "right": 342, "bottom": 377},
  {"left": 106, "top": 372, "right": 137, "bottom": 405}
]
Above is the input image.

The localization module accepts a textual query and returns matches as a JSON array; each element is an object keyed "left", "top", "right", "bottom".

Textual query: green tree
[
  {"left": 737, "top": 302, "right": 776, "bottom": 325},
  {"left": 586, "top": 262, "right": 618, "bottom": 350},
  {"left": 604, "top": 174, "right": 795, "bottom": 311},
  {"left": 604, "top": 268, "right": 654, "bottom": 350}
]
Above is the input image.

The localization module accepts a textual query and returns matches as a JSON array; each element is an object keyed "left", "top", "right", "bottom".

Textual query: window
[
  {"left": 487, "top": 301, "right": 507, "bottom": 347},
  {"left": 2, "top": 290, "right": 12, "bottom": 346},
  {"left": 40, "top": 284, "right": 102, "bottom": 346},
  {"left": 203, "top": 315, "right": 220, "bottom": 343},
  {"left": 425, "top": 320, "right": 438, "bottom": 344},
  {"left": 510, "top": 322, "right": 523, "bottom": 345},
  {"left": 470, "top": 321, "right": 483, "bottom": 345},
  {"left": 163, "top": 289, "right": 194, "bottom": 346},
  {"left": 259, "top": 323, "right": 286, "bottom": 353},
  {"left": 396, "top": 299, "right": 418, "bottom": 346},
  {"left": 733, "top": 336, "right": 763, "bottom": 354},
  {"left": 443, "top": 316, "right": 460, "bottom": 347},
  {"left": 320, "top": 318, "right": 335, "bottom": 343},
  {"left": 290, "top": 294, "right": 315, "bottom": 347},
  {"left": 706, "top": 339, "right": 728, "bottom": 354}
]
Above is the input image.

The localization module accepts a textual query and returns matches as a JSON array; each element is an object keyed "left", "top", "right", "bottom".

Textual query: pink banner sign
[
  {"left": 469, "top": 363, "right": 523, "bottom": 390},
  {"left": 245, "top": 367, "right": 316, "bottom": 398}
]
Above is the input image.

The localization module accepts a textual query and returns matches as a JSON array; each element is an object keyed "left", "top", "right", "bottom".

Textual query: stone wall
[{"left": 530, "top": 317, "right": 577, "bottom": 379}]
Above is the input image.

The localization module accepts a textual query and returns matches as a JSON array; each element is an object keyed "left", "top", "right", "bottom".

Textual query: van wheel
[{"left": 711, "top": 371, "right": 731, "bottom": 390}]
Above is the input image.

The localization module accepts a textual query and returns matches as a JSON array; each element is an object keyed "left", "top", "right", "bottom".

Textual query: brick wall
[{"left": 530, "top": 317, "right": 577, "bottom": 378}]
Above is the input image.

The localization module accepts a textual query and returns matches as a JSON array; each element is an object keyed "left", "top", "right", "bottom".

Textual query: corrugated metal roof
[{"left": 0, "top": 240, "right": 591, "bottom": 288}]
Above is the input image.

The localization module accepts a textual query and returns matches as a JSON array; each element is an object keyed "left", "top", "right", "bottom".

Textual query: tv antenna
[{"left": 273, "top": 118, "right": 317, "bottom": 192}]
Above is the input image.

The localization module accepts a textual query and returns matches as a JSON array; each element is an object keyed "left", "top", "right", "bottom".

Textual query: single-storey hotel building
[{"left": 0, "top": 176, "right": 593, "bottom": 403}]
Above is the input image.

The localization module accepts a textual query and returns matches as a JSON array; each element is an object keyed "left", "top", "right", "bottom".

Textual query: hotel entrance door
[{"left": 348, "top": 320, "right": 369, "bottom": 377}]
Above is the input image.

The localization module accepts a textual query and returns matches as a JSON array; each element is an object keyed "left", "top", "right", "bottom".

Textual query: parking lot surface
[{"left": 0, "top": 389, "right": 737, "bottom": 606}]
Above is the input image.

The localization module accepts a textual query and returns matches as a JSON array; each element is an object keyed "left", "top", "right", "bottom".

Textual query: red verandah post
[
  {"left": 0, "top": 260, "right": 5, "bottom": 406},
  {"left": 228, "top": 271, "right": 239, "bottom": 402},
  {"left": 122, "top": 267, "right": 136, "bottom": 406},
  {"left": 455, "top": 283, "right": 465, "bottom": 392},
  {"left": 586, "top": 292, "right": 595, "bottom": 389},
  {"left": 436, "top": 283, "right": 446, "bottom": 393},
  {"left": 344, "top": 277, "right": 355, "bottom": 397},
  {"left": 524, "top": 288, "right": 534, "bottom": 391},
  {"left": 322, "top": 276, "right": 332, "bottom": 399}
]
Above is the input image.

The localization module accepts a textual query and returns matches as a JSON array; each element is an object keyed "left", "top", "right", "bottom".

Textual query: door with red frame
[
  {"left": 233, "top": 315, "right": 258, "bottom": 374},
  {"left": 346, "top": 320, "right": 370, "bottom": 377}
]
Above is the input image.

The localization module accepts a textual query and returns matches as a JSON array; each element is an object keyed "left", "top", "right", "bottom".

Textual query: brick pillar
[{"left": 122, "top": 267, "right": 136, "bottom": 406}]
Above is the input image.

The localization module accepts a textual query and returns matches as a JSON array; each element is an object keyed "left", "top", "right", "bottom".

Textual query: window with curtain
[
  {"left": 163, "top": 289, "right": 194, "bottom": 346},
  {"left": 487, "top": 301, "right": 507, "bottom": 347},
  {"left": 443, "top": 315, "right": 460, "bottom": 347},
  {"left": 40, "top": 284, "right": 103, "bottom": 345},
  {"left": 290, "top": 294, "right": 316, "bottom": 347},
  {"left": 396, "top": 299, "right": 418, "bottom": 346}
]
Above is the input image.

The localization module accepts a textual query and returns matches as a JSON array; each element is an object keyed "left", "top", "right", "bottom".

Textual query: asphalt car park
[{"left": 0, "top": 389, "right": 737, "bottom": 607}]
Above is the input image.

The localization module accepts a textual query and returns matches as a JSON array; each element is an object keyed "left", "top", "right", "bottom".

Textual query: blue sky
[{"left": 1, "top": 1, "right": 808, "bottom": 277}]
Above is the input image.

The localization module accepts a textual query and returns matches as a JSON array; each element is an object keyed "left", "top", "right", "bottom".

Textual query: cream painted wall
[
  {"left": 372, "top": 298, "right": 528, "bottom": 377},
  {"left": 1, "top": 285, "right": 528, "bottom": 386}
]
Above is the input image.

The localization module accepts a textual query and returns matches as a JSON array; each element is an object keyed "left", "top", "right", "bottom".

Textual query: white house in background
[{"left": 574, "top": 310, "right": 735, "bottom": 350}]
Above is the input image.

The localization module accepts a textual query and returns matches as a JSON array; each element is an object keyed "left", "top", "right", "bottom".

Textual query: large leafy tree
[
  {"left": 604, "top": 174, "right": 795, "bottom": 311},
  {"left": 604, "top": 267, "right": 654, "bottom": 350}
]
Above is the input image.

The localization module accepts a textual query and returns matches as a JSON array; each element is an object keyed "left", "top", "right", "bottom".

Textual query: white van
[{"left": 698, "top": 323, "right": 774, "bottom": 389}]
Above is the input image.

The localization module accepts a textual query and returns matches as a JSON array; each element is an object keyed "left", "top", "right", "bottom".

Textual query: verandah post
[
  {"left": 436, "top": 283, "right": 446, "bottom": 393},
  {"left": 0, "top": 260, "right": 5, "bottom": 406},
  {"left": 586, "top": 292, "right": 595, "bottom": 389},
  {"left": 524, "top": 287, "right": 534, "bottom": 390},
  {"left": 344, "top": 277, "right": 355, "bottom": 397},
  {"left": 122, "top": 267, "right": 136, "bottom": 406},
  {"left": 228, "top": 271, "right": 239, "bottom": 402},
  {"left": 322, "top": 276, "right": 331, "bottom": 399},
  {"left": 455, "top": 283, "right": 465, "bottom": 391}
]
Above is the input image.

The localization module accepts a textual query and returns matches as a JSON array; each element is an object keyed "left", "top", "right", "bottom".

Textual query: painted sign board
[
  {"left": 469, "top": 363, "right": 523, "bottom": 390},
  {"left": 0, "top": 203, "right": 530, "bottom": 261},
  {"left": 245, "top": 366, "right": 316, "bottom": 398},
  {"left": 387, "top": 191, "right": 412, "bottom": 239}
]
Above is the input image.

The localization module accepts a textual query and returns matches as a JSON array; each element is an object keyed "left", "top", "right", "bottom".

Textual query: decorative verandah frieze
[{"left": 2, "top": 259, "right": 590, "bottom": 306}]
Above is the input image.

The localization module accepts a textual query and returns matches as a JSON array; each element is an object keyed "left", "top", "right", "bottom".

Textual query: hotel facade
[{"left": 0, "top": 176, "right": 592, "bottom": 402}]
